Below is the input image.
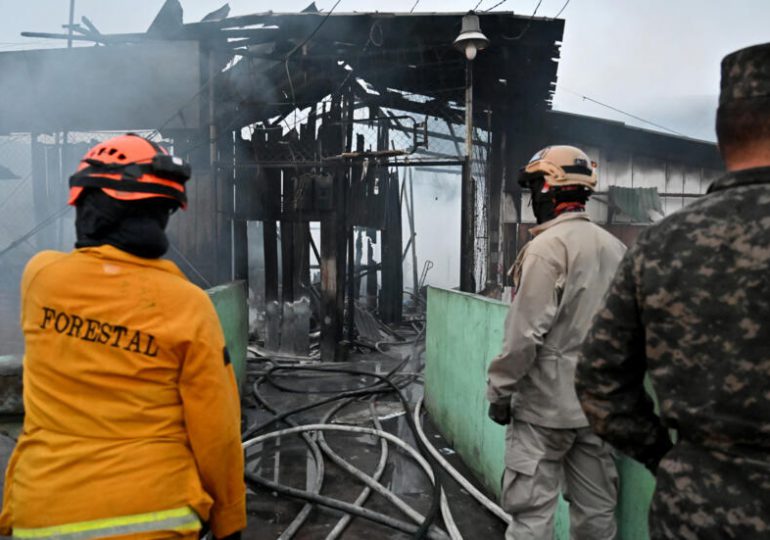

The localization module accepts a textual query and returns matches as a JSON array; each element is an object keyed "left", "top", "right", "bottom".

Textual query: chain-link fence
[{"left": 0, "top": 130, "right": 163, "bottom": 354}]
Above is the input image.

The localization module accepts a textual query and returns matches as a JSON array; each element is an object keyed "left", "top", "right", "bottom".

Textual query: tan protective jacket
[
  {"left": 1, "top": 245, "right": 246, "bottom": 539},
  {"left": 487, "top": 213, "right": 626, "bottom": 429}
]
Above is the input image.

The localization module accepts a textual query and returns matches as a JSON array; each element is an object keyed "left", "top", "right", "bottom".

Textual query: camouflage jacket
[{"left": 576, "top": 167, "right": 770, "bottom": 538}]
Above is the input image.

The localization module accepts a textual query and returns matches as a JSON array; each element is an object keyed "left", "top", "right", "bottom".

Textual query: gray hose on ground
[
  {"left": 318, "top": 402, "right": 449, "bottom": 539},
  {"left": 277, "top": 431, "right": 324, "bottom": 540},
  {"left": 245, "top": 469, "right": 445, "bottom": 539},
  {"left": 251, "top": 378, "right": 325, "bottom": 540},
  {"left": 414, "top": 398, "right": 512, "bottom": 526},
  {"left": 243, "top": 424, "right": 463, "bottom": 540},
  {"left": 321, "top": 400, "right": 389, "bottom": 540}
]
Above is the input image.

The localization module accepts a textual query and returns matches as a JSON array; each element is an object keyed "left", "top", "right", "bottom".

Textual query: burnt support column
[
  {"left": 380, "top": 171, "right": 403, "bottom": 323},
  {"left": 486, "top": 110, "right": 506, "bottom": 285},
  {"left": 263, "top": 221, "right": 279, "bottom": 305},
  {"left": 319, "top": 170, "right": 347, "bottom": 361},
  {"left": 319, "top": 97, "right": 347, "bottom": 361}
]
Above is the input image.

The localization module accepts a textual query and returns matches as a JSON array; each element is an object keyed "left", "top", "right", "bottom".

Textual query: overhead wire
[
  {"left": 483, "top": 0, "right": 507, "bottom": 11},
  {"left": 496, "top": 0, "right": 542, "bottom": 31},
  {"left": 553, "top": 0, "right": 571, "bottom": 18},
  {"left": 168, "top": 243, "right": 213, "bottom": 288},
  {"left": 0, "top": 173, "right": 32, "bottom": 214},
  {"left": 0, "top": 205, "right": 70, "bottom": 259},
  {"left": 284, "top": 0, "right": 343, "bottom": 129},
  {"left": 560, "top": 88, "right": 690, "bottom": 137}
]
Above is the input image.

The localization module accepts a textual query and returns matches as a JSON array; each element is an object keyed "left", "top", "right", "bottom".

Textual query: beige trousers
[{"left": 501, "top": 421, "right": 618, "bottom": 540}]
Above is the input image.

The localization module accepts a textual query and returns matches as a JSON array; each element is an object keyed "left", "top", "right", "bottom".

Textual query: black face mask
[
  {"left": 528, "top": 178, "right": 556, "bottom": 224},
  {"left": 75, "top": 190, "right": 175, "bottom": 259}
]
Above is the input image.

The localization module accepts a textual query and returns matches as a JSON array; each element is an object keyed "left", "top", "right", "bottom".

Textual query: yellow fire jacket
[{"left": 0, "top": 245, "right": 246, "bottom": 539}]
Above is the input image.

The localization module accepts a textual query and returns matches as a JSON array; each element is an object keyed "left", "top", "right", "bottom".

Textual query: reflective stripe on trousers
[{"left": 12, "top": 506, "right": 201, "bottom": 540}]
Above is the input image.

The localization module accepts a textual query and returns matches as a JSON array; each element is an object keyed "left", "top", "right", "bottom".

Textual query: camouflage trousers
[
  {"left": 650, "top": 441, "right": 770, "bottom": 539},
  {"left": 501, "top": 421, "right": 618, "bottom": 540}
]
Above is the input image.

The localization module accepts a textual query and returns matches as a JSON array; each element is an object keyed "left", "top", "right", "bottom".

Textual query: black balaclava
[
  {"left": 529, "top": 177, "right": 556, "bottom": 224},
  {"left": 75, "top": 189, "right": 175, "bottom": 259},
  {"left": 528, "top": 177, "right": 590, "bottom": 225}
]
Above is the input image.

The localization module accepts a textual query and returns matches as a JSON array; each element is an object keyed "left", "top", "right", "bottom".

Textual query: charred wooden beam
[{"left": 379, "top": 170, "right": 403, "bottom": 323}]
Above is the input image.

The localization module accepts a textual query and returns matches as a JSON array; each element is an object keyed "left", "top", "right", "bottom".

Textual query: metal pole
[
  {"left": 460, "top": 58, "right": 475, "bottom": 292},
  {"left": 408, "top": 168, "right": 419, "bottom": 295},
  {"left": 67, "top": 0, "right": 75, "bottom": 48},
  {"left": 58, "top": 0, "right": 75, "bottom": 251}
]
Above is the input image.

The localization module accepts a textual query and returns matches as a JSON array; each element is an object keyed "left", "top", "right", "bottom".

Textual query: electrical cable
[
  {"left": 559, "top": 88, "right": 689, "bottom": 138},
  {"left": 243, "top": 424, "right": 459, "bottom": 540},
  {"left": 0, "top": 173, "right": 31, "bottom": 214},
  {"left": 168, "top": 243, "right": 213, "bottom": 288},
  {"left": 483, "top": 0, "right": 507, "bottom": 11},
  {"left": 414, "top": 398, "right": 512, "bottom": 525},
  {"left": 0, "top": 205, "right": 70, "bottom": 259},
  {"left": 283, "top": 0, "right": 343, "bottom": 126},
  {"left": 553, "top": 0, "right": 571, "bottom": 18},
  {"left": 497, "top": 0, "right": 543, "bottom": 33}
]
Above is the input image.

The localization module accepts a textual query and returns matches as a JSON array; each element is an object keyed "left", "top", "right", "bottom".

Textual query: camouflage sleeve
[{"left": 576, "top": 243, "right": 673, "bottom": 472}]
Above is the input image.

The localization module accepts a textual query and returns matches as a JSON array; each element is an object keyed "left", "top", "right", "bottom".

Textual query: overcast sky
[{"left": 1, "top": 0, "right": 769, "bottom": 141}]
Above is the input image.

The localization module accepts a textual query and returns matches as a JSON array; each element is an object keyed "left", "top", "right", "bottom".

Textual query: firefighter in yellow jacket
[{"left": 0, "top": 134, "right": 246, "bottom": 539}]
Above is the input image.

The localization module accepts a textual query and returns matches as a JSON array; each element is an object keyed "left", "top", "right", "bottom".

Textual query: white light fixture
[{"left": 453, "top": 12, "right": 489, "bottom": 61}]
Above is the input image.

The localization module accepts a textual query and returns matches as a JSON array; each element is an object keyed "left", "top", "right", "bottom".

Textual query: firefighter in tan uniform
[
  {"left": 0, "top": 134, "right": 246, "bottom": 540},
  {"left": 486, "top": 146, "right": 625, "bottom": 540}
]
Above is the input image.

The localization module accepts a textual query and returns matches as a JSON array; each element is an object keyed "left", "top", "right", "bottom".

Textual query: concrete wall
[
  {"left": 424, "top": 286, "right": 655, "bottom": 539},
  {"left": 207, "top": 280, "right": 249, "bottom": 392}
]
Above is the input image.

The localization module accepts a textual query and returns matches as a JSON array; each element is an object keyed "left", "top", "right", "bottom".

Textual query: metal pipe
[{"left": 67, "top": 0, "right": 76, "bottom": 49}]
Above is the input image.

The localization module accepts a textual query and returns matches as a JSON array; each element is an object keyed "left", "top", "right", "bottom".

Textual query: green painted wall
[
  {"left": 207, "top": 280, "right": 248, "bottom": 393},
  {"left": 424, "top": 286, "right": 655, "bottom": 539}
]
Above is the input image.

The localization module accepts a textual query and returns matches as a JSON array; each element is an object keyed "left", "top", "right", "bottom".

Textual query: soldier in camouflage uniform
[{"left": 576, "top": 42, "right": 770, "bottom": 539}]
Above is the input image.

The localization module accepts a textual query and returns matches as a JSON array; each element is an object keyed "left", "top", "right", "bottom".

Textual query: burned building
[{"left": 0, "top": 1, "right": 721, "bottom": 360}]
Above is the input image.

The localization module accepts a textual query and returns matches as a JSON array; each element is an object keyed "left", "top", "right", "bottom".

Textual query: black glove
[{"left": 487, "top": 401, "right": 511, "bottom": 426}]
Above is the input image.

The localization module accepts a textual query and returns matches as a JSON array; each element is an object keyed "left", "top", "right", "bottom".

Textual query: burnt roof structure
[{"left": 19, "top": 6, "right": 564, "bottom": 137}]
